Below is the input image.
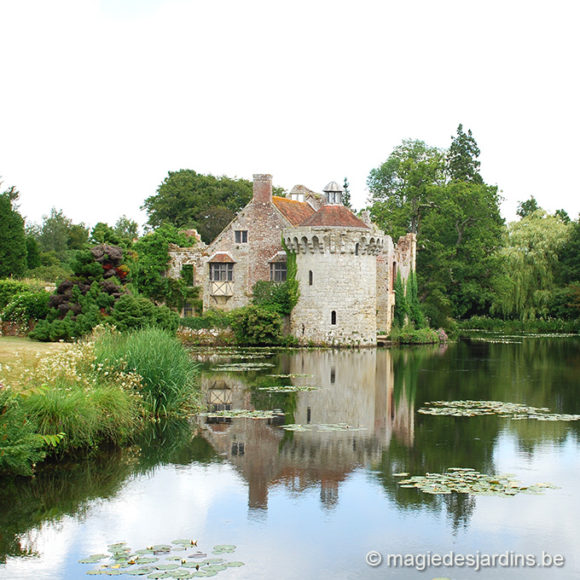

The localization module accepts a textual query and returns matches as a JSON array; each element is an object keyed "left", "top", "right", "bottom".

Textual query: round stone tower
[{"left": 283, "top": 205, "right": 384, "bottom": 346}]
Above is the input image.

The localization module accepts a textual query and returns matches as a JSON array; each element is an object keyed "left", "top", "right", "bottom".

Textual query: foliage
[
  {"left": 388, "top": 323, "right": 440, "bottom": 344},
  {"left": 367, "top": 139, "right": 445, "bottom": 238},
  {"left": 229, "top": 305, "right": 283, "bottom": 345},
  {"left": 24, "top": 264, "right": 72, "bottom": 283},
  {"left": 23, "top": 383, "right": 138, "bottom": 453},
  {"left": 446, "top": 123, "right": 483, "bottom": 183},
  {"left": 419, "top": 180, "right": 504, "bottom": 319},
  {"left": 130, "top": 224, "right": 195, "bottom": 308},
  {"left": 142, "top": 170, "right": 253, "bottom": 243},
  {"left": 0, "top": 279, "right": 34, "bottom": 309},
  {"left": 342, "top": 177, "right": 352, "bottom": 208},
  {"left": 405, "top": 270, "right": 425, "bottom": 327},
  {"left": 180, "top": 310, "right": 233, "bottom": 330},
  {"left": 33, "top": 208, "right": 75, "bottom": 259},
  {"left": 516, "top": 196, "right": 539, "bottom": 219},
  {"left": 0, "top": 190, "right": 27, "bottom": 279},
  {"left": 0, "top": 389, "right": 47, "bottom": 476},
  {"left": 25, "top": 235, "right": 41, "bottom": 270},
  {"left": 93, "top": 328, "right": 200, "bottom": 417},
  {"left": 1, "top": 290, "right": 50, "bottom": 325},
  {"left": 252, "top": 280, "right": 297, "bottom": 317},
  {"left": 491, "top": 210, "right": 571, "bottom": 320},
  {"left": 110, "top": 294, "right": 179, "bottom": 333},
  {"left": 393, "top": 270, "right": 409, "bottom": 327},
  {"left": 458, "top": 315, "right": 580, "bottom": 334},
  {"left": 29, "top": 245, "right": 128, "bottom": 341},
  {"left": 558, "top": 219, "right": 580, "bottom": 284}
]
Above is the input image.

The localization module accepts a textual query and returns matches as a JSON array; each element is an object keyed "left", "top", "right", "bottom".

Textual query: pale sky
[{"left": 1, "top": 0, "right": 579, "bottom": 231}]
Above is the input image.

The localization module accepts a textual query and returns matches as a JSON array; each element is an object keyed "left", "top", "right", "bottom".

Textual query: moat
[{"left": 1, "top": 337, "right": 579, "bottom": 579}]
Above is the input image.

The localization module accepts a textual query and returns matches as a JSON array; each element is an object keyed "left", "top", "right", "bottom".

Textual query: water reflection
[{"left": 198, "top": 349, "right": 418, "bottom": 515}]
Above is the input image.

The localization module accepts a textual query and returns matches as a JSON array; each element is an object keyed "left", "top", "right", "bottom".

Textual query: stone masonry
[{"left": 167, "top": 174, "right": 417, "bottom": 345}]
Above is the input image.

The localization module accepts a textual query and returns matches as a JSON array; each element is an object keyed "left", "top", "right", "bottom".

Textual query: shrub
[
  {"left": 110, "top": 294, "right": 179, "bottom": 333},
  {"left": 0, "top": 388, "right": 47, "bottom": 476},
  {"left": 0, "top": 280, "right": 33, "bottom": 310},
  {"left": 252, "top": 280, "right": 296, "bottom": 316},
  {"left": 1, "top": 290, "right": 50, "bottom": 325},
  {"left": 230, "top": 305, "right": 283, "bottom": 345},
  {"left": 180, "top": 309, "right": 233, "bottom": 330},
  {"left": 94, "top": 327, "right": 199, "bottom": 417},
  {"left": 389, "top": 323, "right": 440, "bottom": 344}
]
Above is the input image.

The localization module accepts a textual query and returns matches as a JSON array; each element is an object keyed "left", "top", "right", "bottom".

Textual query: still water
[{"left": 1, "top": 337, "right": 579, "bottom": 579}]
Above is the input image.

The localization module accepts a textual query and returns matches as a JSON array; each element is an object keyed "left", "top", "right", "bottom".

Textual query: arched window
[
  {"left": 355, "top": 243, "right": 359, "bottom": 255},
  {"left": 331, "top": 310, "right": 337, "bottom": 325},
  {"left": 309, "top": 270, "right": 313, "bottom": 286}
]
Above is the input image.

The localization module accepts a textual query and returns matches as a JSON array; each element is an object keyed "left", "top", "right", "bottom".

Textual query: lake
[{"left": 1, "top": 336, "right": 579, "bottom": 579}]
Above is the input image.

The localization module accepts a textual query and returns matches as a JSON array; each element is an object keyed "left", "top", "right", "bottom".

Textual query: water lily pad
[
  {"left": 127, "top": 568, "right": 155, "bottom": 576},
  {"left": 225, "top": 561, "right": 245, "bottom": 567},
  {"left": 396, "top": 468, "right": 557, "bottom": 497},
  {"left": 155, "top": 563, "right": 179, "bottom": 571},
  {"left": 186, "top": 552, "right": 207, "bottom": 559},
  {"left": 418, "top": 400, "right": 580, "bottom": 422},
  {"left": 212, "top": 545, "right": 236, "bottom": 554}
]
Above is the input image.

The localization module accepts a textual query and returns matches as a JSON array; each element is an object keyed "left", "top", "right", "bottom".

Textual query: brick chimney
[{"left": 253, "top": 174, "right": 272, "bottom": 204}]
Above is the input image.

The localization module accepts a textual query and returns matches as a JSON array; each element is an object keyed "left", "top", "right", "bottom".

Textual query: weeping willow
[{"left": 491, "top": 211, "right": 571, "bottom": 320}]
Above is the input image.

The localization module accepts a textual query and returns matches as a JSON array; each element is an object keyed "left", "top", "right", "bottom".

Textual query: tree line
[{"left": 2, "top": 127, "right": 579, "bottom": 333}]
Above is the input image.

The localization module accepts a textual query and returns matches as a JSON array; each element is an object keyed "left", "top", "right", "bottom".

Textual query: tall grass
[
  {"left": 22, "top": 382, "right": 139, "bottom": 452},
  {"left": 94, "top": 327, "right": 200, "bottom": 417}
]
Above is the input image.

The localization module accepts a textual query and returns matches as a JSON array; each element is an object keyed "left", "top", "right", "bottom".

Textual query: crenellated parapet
[{"left": 283, "top": 227, "right": 384, "bottom": 256}]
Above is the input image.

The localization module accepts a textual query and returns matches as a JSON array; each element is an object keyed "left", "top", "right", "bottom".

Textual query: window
[
  {"left": 309, "top": 270, "right": 313, "bottom": 285},
  {"left": 183, "top": 302, "right": 194, "bottom": 317},
  {"left": 234, "top": 230, "right": 248, "bottom": 243},
  {"left": 210, "top": 263, "right": 233, "bottom": 281},
  {"left": 270, "top": 262, "right": 287, "bottom": 282},
  {"left": 331, "top": 310, "right": 337, "bottom": 325}
]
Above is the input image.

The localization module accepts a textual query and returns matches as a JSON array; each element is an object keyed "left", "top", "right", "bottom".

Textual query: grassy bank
[
  {"left": 458, "top": 316, "right": 580, "bottom": 335},
  {"left": 0, "top": 328, "right": 200, "bottom": 477}
]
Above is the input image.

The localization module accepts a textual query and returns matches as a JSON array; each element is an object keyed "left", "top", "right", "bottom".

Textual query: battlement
[{"left": 283, "top": 227, "right": 384, "bottom": 256}]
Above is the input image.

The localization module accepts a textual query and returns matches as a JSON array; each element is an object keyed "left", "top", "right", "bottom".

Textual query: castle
[{"left": 167, "top": 174, "right": 416, "bottom": 346}]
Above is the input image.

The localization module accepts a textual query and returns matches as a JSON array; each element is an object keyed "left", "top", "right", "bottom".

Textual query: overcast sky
[{"left": 1, "top": 0, "right": 579, "bottom": 231}]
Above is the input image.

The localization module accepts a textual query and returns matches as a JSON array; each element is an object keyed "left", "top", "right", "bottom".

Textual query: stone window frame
[
  {"left": 234, "top": 230, "right": 248, "bottom": 243},
  {"left": 210, "top": 262, "right": 234, "bottom": 282},
  {"left": 270, "top": 262, "right": 287, "bottom": 282}
]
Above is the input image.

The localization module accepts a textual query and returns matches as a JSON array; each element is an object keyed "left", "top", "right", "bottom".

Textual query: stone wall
[{"left": 284, "top": 227, "right": 383, "bottom": 346}]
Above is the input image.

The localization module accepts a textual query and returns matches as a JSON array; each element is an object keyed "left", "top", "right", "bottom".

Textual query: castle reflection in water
[{"left": 196, "top": 349, "right": 415, "bottom": 514}]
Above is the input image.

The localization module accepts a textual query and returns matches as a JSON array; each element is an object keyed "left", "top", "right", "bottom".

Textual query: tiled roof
[
  {"left": 299, "top": 205, "right": 369, "bottom": 228},
  {"left": 208, "top": 252, "right": 235, "bottom": 263},
  {"left": 273, "top": 196, "right": 316, "bottom": 226}
]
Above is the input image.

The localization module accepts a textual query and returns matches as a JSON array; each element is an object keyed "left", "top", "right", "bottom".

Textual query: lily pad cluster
[
  {"left": 418, "top": 400, "right": 580, "bottom": 422},
  {"left": 258, "top": 385, "right": 319, "bottom": 393},
  {"left": 282, "top": 423, "right": 367, "bottom": 432},
  {"left": 79, "top": 540, "right": 244, "bottom": 577},
  {"left": 268, "top": 373, "right": 314, "bottom": 378},
  {"left": 212, "top": 362, "right": 275, "bottom": 372},
  {"left": 395, "top": 468, "right": 557, "bottom": 496},
  {"left": 200, "top": 409, "right": 285, "bottom": 419}
]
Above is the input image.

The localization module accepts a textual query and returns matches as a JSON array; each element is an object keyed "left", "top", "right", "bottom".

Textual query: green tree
[
  {"left": 367, "top": 139, "right": 445, "bottom": 239},
  {"left": 558, "top": 218, "right": 580, "bottom": 284},
  {"left": 0, "top": 183, "right": 27, "bottom": 278},
  {"left": 36, "top": 208, "right": 72, "bottom": 258},
  {"left": 491, "top": 210, "right": 571, "bottom": 320},
  {"left": 90, "top": 222, "right": 121, "bottom": 245},
  {"left": 67, "top": 223, "right": 89, "bottom": 250},
  {"left": 113, "top": 215, "right": 139, "bottom": 243},
  {"left": 446, "top": 123, "right": 483, "bottom": 184},
  {"left": 142, "top": 170, "right": 253, "bottom": 243},
  {"left": 342, "top": 177, "right": 352, "bottom": 208},
  {"left": 516, "top": 196, "right": 539, "bottom": 219}
]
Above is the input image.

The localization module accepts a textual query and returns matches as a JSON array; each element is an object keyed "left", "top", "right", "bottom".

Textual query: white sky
[{"left": 1, "top": 0, "right": 579, "bottom": 231}]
